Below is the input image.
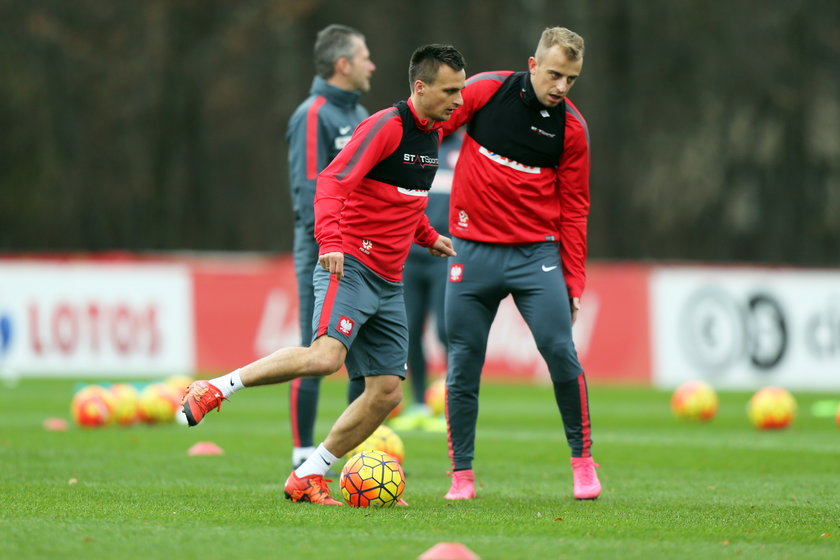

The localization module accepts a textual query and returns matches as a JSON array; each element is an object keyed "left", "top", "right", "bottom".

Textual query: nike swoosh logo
[
  {"left": 541, "top": 265, "right": 558, "bottom": 272},
  {"left": 321, "top": 456, "right": 331, "bottom": 465},
  {"left": 229, "top": 379, "right": 234, "bottom": 386},
  {"left": 339, "top": 126, "right": 351, "bottom": 134}
]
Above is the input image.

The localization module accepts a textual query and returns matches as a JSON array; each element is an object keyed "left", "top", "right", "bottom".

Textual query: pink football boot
[
  {"left": 444, "top": 469, "right": 476, "bottom": 500},
  {"left": 570, "top": 456, "right": 601, "bottom": 500}
]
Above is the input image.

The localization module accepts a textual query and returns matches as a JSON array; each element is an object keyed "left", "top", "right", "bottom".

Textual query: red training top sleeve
[
  {"left": 557, "top": 99, "right": 591, "bottom": 298},
  {"left": 440, "top": 71, "right": 512, "bottom": 136},
  {"left": 413, "top": 212, "right": 438, "bottom": 248}
]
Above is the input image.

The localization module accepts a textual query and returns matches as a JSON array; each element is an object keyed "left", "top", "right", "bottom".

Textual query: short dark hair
[
  {"left": 408, "top": 44, "right": 465, "bottom": 86},
  {"left": 313, "top": 24, "right": 364, "bottom": 79}
]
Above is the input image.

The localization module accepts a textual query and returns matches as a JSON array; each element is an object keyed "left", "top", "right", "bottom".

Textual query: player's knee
[
  {"left": 384, "top": 386, "right": 403, "bottom": 412},
  {"left": 309, "top": 356, "right": 343, "bottom": 377},
  {"left": 305, "top": 341, "right": 346, "bottom": 376},
  {"left": 538, "top": 334, "right": 573, "bottom": 357},
  {"left": 366, "top": 377, "right": 403, "bottom": 412},
  {"left": 448, "top": 338, "right": 487, "bottom": 361},
  {"left": 540, "top": 340, "right": 581, "bottom": 379}
]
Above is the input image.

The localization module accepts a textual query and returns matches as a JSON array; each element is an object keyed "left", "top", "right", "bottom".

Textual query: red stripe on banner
[
  {"left": 290, "top": 378, "right": 301, "bottom": 447},
  {"left": 578, "top": 374, "right": 592, "bottom": 457},
  {"left": 306, "top": 97, "right": 327, "bottom": 180},
  {"left": 316, "top": 274, "right": 340, "bottom": 337}
]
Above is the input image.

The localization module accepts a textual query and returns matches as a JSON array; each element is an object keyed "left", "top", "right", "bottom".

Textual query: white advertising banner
[
  {"left": 0, "top": 261, "right": 194, "bottom": 377},
  {"left": 652, "top": 266, "right": 840, "bottom": 390}
]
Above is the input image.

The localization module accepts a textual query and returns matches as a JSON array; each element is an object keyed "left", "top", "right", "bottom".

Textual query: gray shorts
[{"left": 312, "top": 255, "right": 408, "bottom": 381}]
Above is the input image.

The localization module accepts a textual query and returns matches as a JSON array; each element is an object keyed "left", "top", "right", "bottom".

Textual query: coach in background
[{"left": 285, "top": 25, "right": 375, "bottom": 470}]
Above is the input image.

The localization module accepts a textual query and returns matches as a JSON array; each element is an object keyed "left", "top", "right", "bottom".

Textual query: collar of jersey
[
  {"left": 517, "top": 71, "right": 558, "bottom": 113},
  {"left": 310, "top": 76, "right": 362, "bottom": 108},
  {"left": 407, "top": 98, "right": 444, "bottom": 132}
]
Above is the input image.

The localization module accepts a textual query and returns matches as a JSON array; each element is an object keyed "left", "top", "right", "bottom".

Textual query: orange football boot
[
  {"left": 180, "top": 381, "right": 226, "bottom": 427},
  {"left": 283, "top": 471, "right": 343, "bottom": 506}
]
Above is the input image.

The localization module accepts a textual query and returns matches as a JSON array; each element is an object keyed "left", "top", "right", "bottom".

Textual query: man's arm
[
  {"left": 412, "top": 211, "right": 456, "bottom": 258},
  {"left": 412, "top": 213, "right": 437, "bottom": 247},
  {"left": 557, "top": 102, "right": 591, "bottom": 300},
  {"left": 440, "top": 71, "right": 511, "bottom": 136}
]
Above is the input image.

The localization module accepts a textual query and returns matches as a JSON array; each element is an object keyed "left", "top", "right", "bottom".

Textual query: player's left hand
[
  {"left": 570, "top": 297, "right": 581, "bottom": 325},
  {"left": 428, "top": 235, "right": 456, "bottom": 258}
]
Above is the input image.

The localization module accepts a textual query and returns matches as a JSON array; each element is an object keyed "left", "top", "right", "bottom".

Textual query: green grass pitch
[{"left": 2, "top": 377, "right": 839, "bottom": 559}]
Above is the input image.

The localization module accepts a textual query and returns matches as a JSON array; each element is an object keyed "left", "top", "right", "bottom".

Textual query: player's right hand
[
  {"left": 428, "top": 234, "right": 457, "bottom": 258},
  {"left": 318, "top": 252, "right": 345, "bottom": 279}
]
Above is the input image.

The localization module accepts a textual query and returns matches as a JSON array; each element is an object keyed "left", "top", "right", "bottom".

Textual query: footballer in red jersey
[
  {"left": 179, "top": 44, "right": 466, "bottom": 507},
  {"left": 439, "top": 27, "right": 602, "bottom": 501}
]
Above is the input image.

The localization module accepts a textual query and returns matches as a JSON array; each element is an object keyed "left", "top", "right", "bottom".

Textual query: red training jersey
[
  {"left": 441, "top": 71, "right": 591, "bottom": 298},
  {"left": 315, "top": 99, "right": 441, "bottom": 282}
]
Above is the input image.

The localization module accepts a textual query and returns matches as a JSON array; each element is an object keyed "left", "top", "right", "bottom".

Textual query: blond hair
[{"left": 535, "top": 27, "right": 584, "bottom": 61}]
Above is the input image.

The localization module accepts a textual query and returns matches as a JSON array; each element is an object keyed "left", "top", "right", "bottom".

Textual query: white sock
[
  {"left": 209, "top": 369, "right": 244, "bottom": 399},
  {"left": 294, "top": 443, "right": 340, "bottom": 478},
  {"left": 292, "top": 446, "right": 315, "bottom": 468}
]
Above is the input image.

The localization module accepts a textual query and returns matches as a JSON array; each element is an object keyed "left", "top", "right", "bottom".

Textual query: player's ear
[
  {"left": 528, "top": 56, "right": 538, "bottom": 75},
  {"left": 413, "top": 79, "right": 425, "bottom": 96}
]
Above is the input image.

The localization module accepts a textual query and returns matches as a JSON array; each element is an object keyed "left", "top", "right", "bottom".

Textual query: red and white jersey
[
  {"left": 315, "top": 99, "right": 441, "bottom": 282},
  {"left": 441, "top": 71, "right": 591, "bottom": 297}
]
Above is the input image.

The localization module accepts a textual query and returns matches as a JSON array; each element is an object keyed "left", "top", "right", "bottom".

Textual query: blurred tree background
[{"left": 1, "top": 0, "right": 838, "bottom": 265}]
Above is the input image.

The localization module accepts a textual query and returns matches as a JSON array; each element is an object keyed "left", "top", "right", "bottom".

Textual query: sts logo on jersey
[
  {"left": 337, "top": 315, "right": 355, "bottom": 336},
  {"left": 360, "top": 240, "right": 373, "bottom": 255},
  {"left": 402, "top": 153, "right": 439, "bottom": 168},
  {"left": 449, "top": 264, "right": 464, "bottom": 283}
]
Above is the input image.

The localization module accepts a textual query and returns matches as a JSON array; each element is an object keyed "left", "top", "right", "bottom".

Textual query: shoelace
[
  {"left": 182, "top": 383, "right": 227, "bottom": 413},
  {"left": 311, "top": 477, "right": 334, "bottom": 495},
  {"left": 210, "top": 394, "right": 227, "bottom": 413},
  {"left": 194, "top": 386, "right": 227, "bottom": 412}
]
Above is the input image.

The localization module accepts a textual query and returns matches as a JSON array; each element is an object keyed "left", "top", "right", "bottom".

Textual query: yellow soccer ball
[
  {"left": 138, "top": 382, "right": 180, "bottom": 424},
  {"left": 348, "top": 424, "right": 405, "bottom": 464},
  {"left": 340, "top": 450, "right": 405, "bottom": 507},
  {"left": 71, "top": 385, "right": 113, "bottom": 428},
  {"left": 671, "top": 380, "right": 719, "bottom": 421},
  {"left": 109, "top": 383, "right": 140, "bottom": 426},
  {"left": 424, "top": 377, "right": 447, "bottom": 416},
  {"left": 748, "top": 387, "right": 796, "bottom": 430}
]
